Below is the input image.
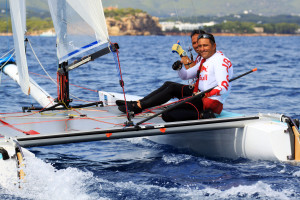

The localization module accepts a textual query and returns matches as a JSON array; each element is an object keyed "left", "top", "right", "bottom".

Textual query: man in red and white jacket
[
  {"left": 178, "top": 33, "right": 233, "bottom": 115},
  {"left": 118, "top": 32, "right": 233, "bottom": 122}
]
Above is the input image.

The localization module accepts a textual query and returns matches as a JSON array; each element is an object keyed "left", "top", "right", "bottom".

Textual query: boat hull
[
  {"left": 148, "top": 118, "right": 291, "bottom": 161},
  {"left": 0, "top": 89, "right": 296, "bottom": 162}
]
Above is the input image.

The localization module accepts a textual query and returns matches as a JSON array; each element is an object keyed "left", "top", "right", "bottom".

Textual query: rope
[
  {"left": 79, "top": 112, "right": 126, "bottom": 126},
  {"left": 111, "top": 43, "right": 131, "bottom": 122},
  {"left": 0, "top": 51, "right": 16, "bottom": 70},
  {"left": 27, "top": 40, "right": 57, "bottom": 86},
  {"left": 0, "top": 114, "right": 124, "bottom": 130},
  {"left": 0, "top": 52, "right": 16, "bottom": 87},
  {"left": 28, "top": 71, "right": 98, "bottom": 104},
  {"left": 136, "top": 95, "right": 194, "bottom": 116},
  {"left": 0, "top": 106, "right": 125, "bottom": 129},
  {"left": 0, "top": 48, "right": 15, "bottom": 59},
  {"left": 29, "top": 72, "right": 98, "bottom": 93},
  {"left": 27, "top": 39, "right": 95, "bottom": 102},
  {"left": 171, "top": 1, "right": 189, "bottom": 49},
  {"left": 0, "top": 98, "right": 56, "bottom": 119}
]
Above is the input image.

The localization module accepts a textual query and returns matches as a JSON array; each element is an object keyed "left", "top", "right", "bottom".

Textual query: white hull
[
  {"left": 0, "top": 138, "right": 19, "bottom": 188},
  {"left": 0, "top": 90, "right": 298, "bottom": 163},
  {"left": 149, "top": 115, "right": 292, "bottom": 161},
  {"left": 0, "top": 91, "right": 299, "bottom": 187},
  {"left": 2, "top": 64, "right": 55, "bottom": 108},
  {"left": 0, "top": 138, "right": 35, "bottom": 189}
]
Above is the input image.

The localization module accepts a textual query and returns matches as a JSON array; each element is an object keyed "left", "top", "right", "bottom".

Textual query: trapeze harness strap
[
  {"left": 194, "top": 55, "right": 201, "bottom": 64},
  {"left": 193, "top": 58, "right": 206, "bottom": 94}
]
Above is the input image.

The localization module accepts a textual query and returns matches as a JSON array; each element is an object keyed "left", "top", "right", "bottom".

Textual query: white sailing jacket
[{"left": 178, "top": 51, "right": 233, "bottom": 104}]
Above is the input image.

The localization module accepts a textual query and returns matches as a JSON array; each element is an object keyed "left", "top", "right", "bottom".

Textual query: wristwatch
[{"left": 181, "top": 51, "right": 187, "bottom": 57}]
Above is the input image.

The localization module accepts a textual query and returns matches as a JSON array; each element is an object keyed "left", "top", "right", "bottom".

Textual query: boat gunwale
[{"left": 15, "top": 115, "right": 260, "bottom": 146}]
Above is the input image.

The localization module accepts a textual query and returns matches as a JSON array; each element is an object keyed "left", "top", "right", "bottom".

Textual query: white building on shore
[{"left": 160, "top": 21, "right": 216, "bottom": 31}]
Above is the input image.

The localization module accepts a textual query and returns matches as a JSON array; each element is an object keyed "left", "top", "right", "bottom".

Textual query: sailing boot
[
  {"left": 116, "top": 100, "right": 128, "bottom": 106},
  {"left": 116, "top": 100, "right": 141, "bottom": 106},
  {"left": 202, "top": 109, "right": 216, "bottom": 119},
  {"left": 118, "top": 101, "right": 142, "bottom": 114}
]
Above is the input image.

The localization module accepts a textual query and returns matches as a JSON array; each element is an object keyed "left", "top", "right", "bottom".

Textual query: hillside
[
  {"left": 1, "top": 0, "right": 300, "bottom": 17},
  {"left": 1, "top": 1, "right": 299, "bottom": 35},
  {"left": 102, "top": 0, "right": 300, "bottom": 17},
  {"left": 0, "top": 7, "right": 163, "bottom": 36}
]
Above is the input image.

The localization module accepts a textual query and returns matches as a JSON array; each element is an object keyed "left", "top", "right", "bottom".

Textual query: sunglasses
[{"left": 198, "top": 34, "right": 215, "bottom": 44}]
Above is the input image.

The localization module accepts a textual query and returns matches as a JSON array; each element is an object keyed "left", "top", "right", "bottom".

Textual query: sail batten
[
  {"left": 48, "top": 0, "right": 109, "bottom": 64},
  {"left": 59, "top": 40, "right": 103, "bottom": 64},
  {"left": 9, "top": 0, "right": 30, "bottom": 95}
]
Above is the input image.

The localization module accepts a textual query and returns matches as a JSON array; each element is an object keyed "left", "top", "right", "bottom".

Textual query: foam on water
[
  {"left": 1, "top": 156, "right": 100, "bottom": 200},
  {"left": 1, "top": 140, "right": 299, "bottom": 199},
  {"left": 90, "top": 176, "right": 295, "bottom": 199},
  {"left": 293, "top": 171, "right": 300, "bottom": 177},
  {"left": 162, "top": 154, "right": 192, "bottom": 164}
]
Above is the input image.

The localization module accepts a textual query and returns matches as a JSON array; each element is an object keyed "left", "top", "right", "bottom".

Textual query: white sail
[
  {"left": 20, "top": 0, "right": 26, "bottom": 33},
  {"left": 48, "top": 0, "right": 109, "bottom": 64},
  {"left": 9, "top": 0, "right": 30, "bottom": 95}
]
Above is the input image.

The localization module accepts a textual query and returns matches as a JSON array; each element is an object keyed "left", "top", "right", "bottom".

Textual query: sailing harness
[{"left": 193, "top": 58, "right": 206, "bottom": 94}]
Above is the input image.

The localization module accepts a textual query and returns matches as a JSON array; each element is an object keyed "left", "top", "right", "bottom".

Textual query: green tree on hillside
[
  {"left": 0, "top": 17, "right": 53, "bottom": 33},
  {"left": 204, "top": 21, "right": 300, "bottom": 34},
  {"left": 104, "top": 8, "right": 145, "bottom": 19},
  {"left": 204, "top": 21, "right": 256, "bottom": 33}
]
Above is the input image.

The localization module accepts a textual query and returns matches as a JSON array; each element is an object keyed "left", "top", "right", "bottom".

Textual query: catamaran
[{"left": 0, "top": 0, "right": 299, "bottom": 188}]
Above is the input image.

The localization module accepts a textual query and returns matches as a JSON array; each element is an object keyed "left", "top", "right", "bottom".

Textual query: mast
[
  {"left": 47, "top": 0, "right": 114, "bottom": 109},
  {"left": 57, "top": 62, "right": 71, "bottom": 107},
  {"left": 55, "top": 0, "right": 71, "bottom": 107}
]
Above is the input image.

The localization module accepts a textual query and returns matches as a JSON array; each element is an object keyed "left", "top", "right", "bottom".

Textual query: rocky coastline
[
  {"left": 106, "top": 12, "right": 163, "bottom": 36},
  {"left": 1, "top": 11, "right": 298, "bottom": 37},
  {"left": 0, "top": 12, "right": 163, "bottom": 36}
]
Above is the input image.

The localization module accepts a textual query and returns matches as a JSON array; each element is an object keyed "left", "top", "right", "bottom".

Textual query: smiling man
[
  {"left": 118, "top": 32, "right": 232, "bottom": 122},
  {"left": 175, "top": 33, "right": 234, "bottom": 119}
]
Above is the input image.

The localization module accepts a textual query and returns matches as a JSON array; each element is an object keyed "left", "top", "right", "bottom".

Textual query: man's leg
[
  {"left": 140, "top": 81, "right": 193, "bottom": 109},
  {"left": 118, "top": 81, "right": 193, "bottom": 114},
  {"left": 161, "top": 98, "right": 205, "bottom": 122},
  {"left": 116, "top": 81, "right": 179, "bottom": 106}
]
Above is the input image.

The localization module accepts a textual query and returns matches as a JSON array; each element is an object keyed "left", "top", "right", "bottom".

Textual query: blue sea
[{"left": 0, "top": 35, "right": 300, "bottom": 199}]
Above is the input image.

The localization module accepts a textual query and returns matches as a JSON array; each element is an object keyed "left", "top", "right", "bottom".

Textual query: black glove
[{"left": 172, "top": 60, "right": 182, "bottom": 70}]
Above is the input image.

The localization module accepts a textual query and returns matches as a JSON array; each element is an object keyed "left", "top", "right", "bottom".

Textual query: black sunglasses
[{"left": 198, "top": 34, "right": 215, "bottom": 44}]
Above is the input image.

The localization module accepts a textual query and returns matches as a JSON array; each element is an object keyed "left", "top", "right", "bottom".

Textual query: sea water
[{"left": 0, "top": 35, "right": 300, "bottom": 199}]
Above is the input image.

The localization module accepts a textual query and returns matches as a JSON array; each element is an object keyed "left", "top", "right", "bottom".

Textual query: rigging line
[
  {"left": 28, "top": 40, "right": 92, "bottom": 103},
  {"left": 69, "top": 92, "right": 97, "bottom": 102},
  {"left": 0, "top": 115, "right": 124, "bottom": 128},
  {"left": 0, "top": 97, "right": 56, "bottom": 120},
  {"left": 0, "top": 51, "right": 16, "bottom": 70},
  {"left": 110, "top": 43, "right": 131, "bottom": 121},
  {"left": 0, "top": 118, "right": 35, "bottom": 135},
  {"left": 71, "top": 107, "right": 124, "bottom": 126},
  {"left": 136, "top": 96, "right": 191, "bottom": 116},
  {"left": 189, "top": 0, "right": 198, "bottom": 25},
  {"left": 27, "top": 40, "right": 57, "bottom": 86},
  {"left": 0, "top": 48, "right": 15, "bottom": 59},
  {"left": 30, "top": 72, "right": 98, "bottom": 93},
  {"left": 172, "top": 1, "right": 195, "bottom": 86},
  {"left": 0, "top": 67, "right": 2, "bottom": 86},
  {"left": 172, "top": 1, "right": 188, "bottom": 49}
]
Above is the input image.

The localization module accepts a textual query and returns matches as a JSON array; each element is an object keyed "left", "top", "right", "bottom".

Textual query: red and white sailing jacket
[{"left": 178, "top": 51, "right": 233, "bottom": 105}]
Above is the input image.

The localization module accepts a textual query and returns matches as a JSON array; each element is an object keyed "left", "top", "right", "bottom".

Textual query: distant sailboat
[{"left": 39, "top": 29, "right": 56, "bottom": 37}]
